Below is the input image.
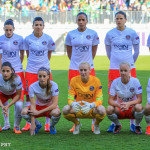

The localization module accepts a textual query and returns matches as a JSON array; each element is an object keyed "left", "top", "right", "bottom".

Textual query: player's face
[
  {"left": 77, "top": 14, "right": 88, "bottom": 31},
  {"left": 115, "top": 14, "right": 127, "bottom": 30},
  {"left": 2, "top": 66, "right": 13, "bottom": 81},
  {"left": 38, "top": 71, "right": 49, "bottom": 87},
  {"left": 119, "top": 64, "right": 131, "bottom": 81},
  {"left": 33, "top": 21, "right": 44, "bottom": 35},
  {"left": 79, "top": 64, "right": 91, "bottom": 81},
  {"left": 4, "top": 25, "right": 14, "bottom": 38}
]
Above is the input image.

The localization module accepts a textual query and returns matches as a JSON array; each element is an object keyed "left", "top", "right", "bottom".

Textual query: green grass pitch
[{"left": 0, "top": 55, "right": 150, "bottom": 150}]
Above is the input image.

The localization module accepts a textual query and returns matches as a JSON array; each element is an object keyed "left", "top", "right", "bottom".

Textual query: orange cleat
[
  {"left": 45, "top": 123, "right": 50, "bottom": 132},
  {"left": 92, "top": 123, "right": 94, "bottom": 132},
  {"left": 14, "top": 126, "right": 22, "bottom": 134},
  {"left": 0, "top": 126, "right": 2, "bottom": 132},
  {"left": 22, "top": 123, "right": 31, "bottom": 131},
  {"left": 69, "top": 124, "right": 75, "bottom": 132},
  {"left": 145, "top": 126, "right": 150, "bottom": 135}
]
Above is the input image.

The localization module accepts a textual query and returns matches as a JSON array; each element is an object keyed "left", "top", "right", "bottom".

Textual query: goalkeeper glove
[
  {"left": 71, "top": 101, "right": 82, "bottom": 113},
  {"left": 81, "top": 101, "right": 95, "bottom": 114}
]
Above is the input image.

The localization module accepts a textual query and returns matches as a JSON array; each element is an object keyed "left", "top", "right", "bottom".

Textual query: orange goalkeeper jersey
[{"left": 68, "top": 75, "right": 103, "bottom": 107}]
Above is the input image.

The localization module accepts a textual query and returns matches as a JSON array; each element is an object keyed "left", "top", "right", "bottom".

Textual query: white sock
[
  {"left": 134, "top": 111, "right": 144, "bottom": 126},
  {"left": 25, "top": 101, "right": 31, "bottom": 107},
  {"left": 45, "top": 117, "right": 50, "bottom": 124},
  {"left": 130, "top": 119, "right": 135, "bottom": 125},
  {"left": 107, "top": 114, "right": 121, "bottom": 125},
  {"left": 50, "top": 115, "right": 61, "bottom": 127},
  {"left": 145, "top": 115, "right": 150, "bottom": 126},
  {"left": 14, "top": 101, "right": 23, "bottom": 127},
  {"left": 92, "top": 119, "right": 96, "bottom": 124},
  {"left": 2, "top": 101, "right": 9, "bottom": 125}
]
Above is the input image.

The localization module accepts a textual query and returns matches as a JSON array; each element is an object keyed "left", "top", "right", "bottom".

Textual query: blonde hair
[
  {"left": 79, "top": 62, "right": 91, "bottom": 70},
  {"left": 119, "top": 62, "right": 131, "bottom": 69}
]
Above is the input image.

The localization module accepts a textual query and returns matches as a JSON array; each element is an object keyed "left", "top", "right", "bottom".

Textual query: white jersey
[
  {"left": 0, "top": 34, "right": 24, "bottom": 73},
  {"left": 147, "top": 34, "right": 150, "bottom": 48},
  {"left": 0, "top": 74, "right": 22, "bottom": 95},
  {"left": 105, "top": 27, "right": 140, "bottom": 69},
  {"left": 24, "top": 33, "right": 55, "bottom": 73},
  {"left": 65, "top": 28, "right": 99, "bottom": 70},
  {"left": 147, "top": 78, "right": 150, "bottom": 104},
  {"left": 29, "top": 80, "right": 59, "bottom": 106},
  {"left": 110, "top": 77, "right": 142, "bottom": 104}
]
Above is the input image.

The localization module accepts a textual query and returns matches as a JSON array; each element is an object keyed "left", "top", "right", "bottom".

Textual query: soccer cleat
[
  {"left": 14, "top": 126, "right": 22, "bottom": 134},
  {"left": 130, "top": 124, "right": 135, "bottom": 132},
  {"left": 135, "top": 126, "right": 142, "bottom": 134},
  {"left": 93, "top": 124, "right": 100, "bottom": 134},
  {"left": 22, "top": 123, "right": 31, "bottom": 131},
  {"left": 114, "top": 125, "right": 122, "bottom": 134},
  {"left": 107, "top": 124, "right": 115, "bottom": 132},
  {"left": 50, "top": 126, "right": 56, "bottom": 134},
  {"left": 69, "top": 124, "right": 75, "bottom": 132},
  {"left": 0, "top": 127, "right": 2, "bottom": 132},
  {"left": 92, "top": 123, "right": 94, "bottom": 132},
  {"left": 145, "top": 126, "right": 150, "bottom": 135},
  {"left": 35, "top": 123, "right": 42, "bottom": 134},
  {"left": 2, "top": 124, "right": 10, "bottom": 131},
  {"left": 73, "top": 123, "right": 81, "bottom": 135},
  {"left": 45, "top": 123, "right": 50, "bottom": 132}
]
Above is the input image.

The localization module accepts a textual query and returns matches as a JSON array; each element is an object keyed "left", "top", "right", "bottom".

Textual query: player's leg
[{"left": 144, "top": 103, "right": 150, "bottom": 135}]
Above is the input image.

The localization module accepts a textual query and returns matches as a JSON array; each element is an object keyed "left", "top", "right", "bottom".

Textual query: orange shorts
[
  {"left": 118, "top": 106, "right": 135, "bottom": 119},
  {"left": 24, "top": 72, "right": 53, "bottom": 95},
  {"left": 28, "top": 105, "right": 59, "bottom": 118},
  {"left": 0, "top": 92, "right": 16, "bottom": 104},
  {"left": 68, "top": 68, "right": 95, "bottom": 85},
  {"left": 108, "top": 68, "right": 136, "bottom": 93},
  {"left": 16, "top": 72, "right": 24, "bottom": 101}
]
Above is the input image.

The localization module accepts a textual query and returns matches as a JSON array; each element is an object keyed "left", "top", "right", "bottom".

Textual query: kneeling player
[
  {"left": 107, "top": 62, "right": 143, "bottom": 134},
  {"left": 63, "top": 62, "right": 106, "bottom": 135},
  {"left": 21, "top": 67, "right": 61, "bottom": 135}
]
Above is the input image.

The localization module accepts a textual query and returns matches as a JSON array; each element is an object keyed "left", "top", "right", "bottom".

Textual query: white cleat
[
  {"left": 93, "top": 124, "right": 100, "bottom": 134},
  {"left": 73, "top": 123, "right": 81, "bottom": 135},
  {"left": 2, "top": 123, "right": 10, "bottom": 131}
]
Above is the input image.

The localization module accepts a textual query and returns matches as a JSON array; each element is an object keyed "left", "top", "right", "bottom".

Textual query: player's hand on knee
[
  {"left": 81, "top": 101, "right": 95, "bottom": 114},
  {"left": 71, "top": 101, "right": 82, "bottom": 113}
]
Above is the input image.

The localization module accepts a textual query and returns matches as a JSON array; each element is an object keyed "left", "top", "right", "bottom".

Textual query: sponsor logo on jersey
[
  {"left": 126, "top": 35, "right": 130, "bottom": 40},
  {"left": 86, "top": 35, "right": 91, "bottom": 40},
  {"left": 55, "top": 89, "right": 59, "bottom": 92},
  {"left": 99, "top": 86, "right": 102, "bottom": 89},
  {"left": 75, "top": 46, "right": 89, "bottom": 52},
  {"left": 42, "top": 41, "right": 47, "bottom": 45},
  {"left": 90, "top": 86, "right": 94, "bottom": 91},
  {"left": 13, "top": 40, "right": 18, "bottom": 45},
  {"left": 78, "top": 92, "right": 93, "bottom": 99},
  {"left": 3, "top": 51, "right": 16, "bottom": 57},
  {"left": 31, "top": 49, "right": 44, "bottom": 56},
  {"left": 130, "top": 87, "right": 135, "bottom": 92},
  {"left": 114, "top": 44, "right": 128, "bottom": 50},
  {"left": 138, "top": 86, "right": 142, "bottom": 90}
]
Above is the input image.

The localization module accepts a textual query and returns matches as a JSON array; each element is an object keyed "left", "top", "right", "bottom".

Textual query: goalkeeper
[{"left": 63, "top": 62, "right": 106, "bottom": 135}]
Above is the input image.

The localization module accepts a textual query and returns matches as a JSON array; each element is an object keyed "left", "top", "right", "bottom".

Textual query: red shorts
[
  {"left": 108, "top": 68, "right": 136, "bottom": 93},
  {"left": 24, "top": 72, "right": 53, "bottom": 95},
  {"left": 68, "top": 68, "right": 95, "bottom": 85},
  {"left": 28, "top": 105, "right": 59, "bottom": 118},
  {"left": 16, "top": 72, "right": 24, "bottom": 101},
  {"left": 0, "top": 92, "right": 16, "bottom": 104},
  {"left": 118, "top": 107, "right": 135, "bottom": 119}
]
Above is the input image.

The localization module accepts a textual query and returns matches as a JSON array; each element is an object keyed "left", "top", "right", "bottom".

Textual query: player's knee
[
  {"left": 106, "top": 105, "right": 114, "bottom": 115},
  {"left": 97, "top": 105, "right": 106, "bottom": 116},
  {"left": 134, "top": 104, "right": 143, "bottom": 112},
  {"left": 21, "top": 107, "right": 29, "bottom": 115},
  {"left": 62, "top": 105, "right": 71, "bottom": 115},
  {"left": 144, "top": 103, "right": 150, "bottom": 115},
  {"left": 51, "top": 109, "right": 61, "bottom": 117}
]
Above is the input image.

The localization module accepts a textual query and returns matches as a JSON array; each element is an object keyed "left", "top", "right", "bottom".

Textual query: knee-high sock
[
  {"left": 145, "top": 115, "right": 150, "bottom": 126},
  {"left": 50, "top": 115, "right": 61, "bottom": 127},
  {"left": 63, "top": 114, "right": 80, "bottom": 125},
  {"left": 134, "top": 111, "right": 144, "bottom": 126},
  {"left": 107, "top": 114, "right": 121, "bottom": 125},
  {"left": 95, "top": 113, "right": 106, "bottom": 125},
  {"left": 45, "top": 117, "right": 50, "bottom": 124},
  {"left": 14, "top": 101, "right": 23, "bottom": 127},
  {"left": 2, "top": 101, "right": 9, "bottom": 125},
  {"left": 130, "top": 119, "right": 135, "bottom": 125}
]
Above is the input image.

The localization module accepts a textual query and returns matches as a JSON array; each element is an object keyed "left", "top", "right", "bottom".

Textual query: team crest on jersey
[
  {"left": 90, "top": 86, "right": 94, "bottom": 91},
  {"left": 13, "top": 41, "right": 18, "bottom": 45},
  {"left": 51, "top": 43, "right": 55, "bottom": 46},
  {"left": 130, "top": 87, "right": 135, "bottom": 93},
  {"left": 42, "top": 41, "right": 47, "bottom": 45},
  {"left": 86, "top": 35, "right": 91, "bottom": 40},
  {"left": 126, "top": 35, "right": 130, "bottom": 40},
  {"left": 99, "top": 86, "right": 102, "bottom": 89}
]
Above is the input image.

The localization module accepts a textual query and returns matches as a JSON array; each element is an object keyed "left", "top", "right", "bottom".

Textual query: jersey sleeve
[
  {"left": 68, "top": 79, "right": 76, "bottom": 105},
  {"left": 132, "top": 31, "right": 140, "bottom": 45},
  {"left": 19, "top": 36, "right": 24, "bottom": 50},
  {"left": 51, "top": 82, "right": 59, "bottom": 96},
  {"left": 109, "top": 80, "right": 116, "bottom": 96},
  {"left": 23, "top": 37, "right": 29, "bottom": 50},
  {"left": 135, "top": 79, "right": 142, "bottom": 95},
  {"left": 29, "top": 85, "right": 35, "bottom": 98},
  {"left": 94, "top": 79, "right": 103, "bottom": 107},
  {"left": 92, "top": 32, "right": 100, "bottom": 46},
  {"left": 15, "top": 76, "right": 23, "bottom": 90},
  {"left": 48, "top": 36, "right": 55, "bottom": 51},
  {"left": 147, "top": 34, "right": 150, "bottom": 48},
  {"left": 104, "top": 32, "right": 111, "bottom": 46},
  {"left": 147, "top": 78, "right": 150, "bottom": 103},
  {"left": 65, "top": 32, "right": 72, "bottom": 46}
]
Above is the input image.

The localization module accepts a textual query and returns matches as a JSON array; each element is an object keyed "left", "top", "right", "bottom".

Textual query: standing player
[
  {"left": 21, "top": 67, "right": 61, "bottom": 135},
  {"left": 0, "top": 19, "right": 24, "bottom": 131},
  {"left": 147, "top": 34, "right": 150, "bottom": 51},
  {"left": 65, "top": 12, "right": 99, "bottom": 132},
  {"left": 105, "top": 11, "right": 140, "bottom": 132},
  {"left": 23, "top": 17, "right": 55, "bottom": 132},
  {"left": 107, "top": 62, "right": 143, "bottom": 134},
  {"left": 63, "top": 62, "right": 105, "bottom": 135},
  {"left": 0, "top": 62, "right": 23, "bottom": 133}
]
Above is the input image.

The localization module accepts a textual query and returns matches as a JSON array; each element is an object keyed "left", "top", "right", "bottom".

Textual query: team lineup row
[{"left": 0, "top": 10, "right": 150, "bottom": 135}]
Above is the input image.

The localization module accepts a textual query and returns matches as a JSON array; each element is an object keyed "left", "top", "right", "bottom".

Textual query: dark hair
[
  {"left": 77, "top": 12, "right": 88, "bottom": 20},
  {"left": 38, "top": 67, "right": 52, "bottom": 96},
  {"left": 1, "top": 61, "right": 17, "bottom": 82},
  {"left": 33, "top": 17, "right": 44, "bottom": 25},
  {"left": 4, "top": 19, "right": 14, "bottom": 28},
  {"left": 115, "top": 11, "right": 127, "bottom": 19}
]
